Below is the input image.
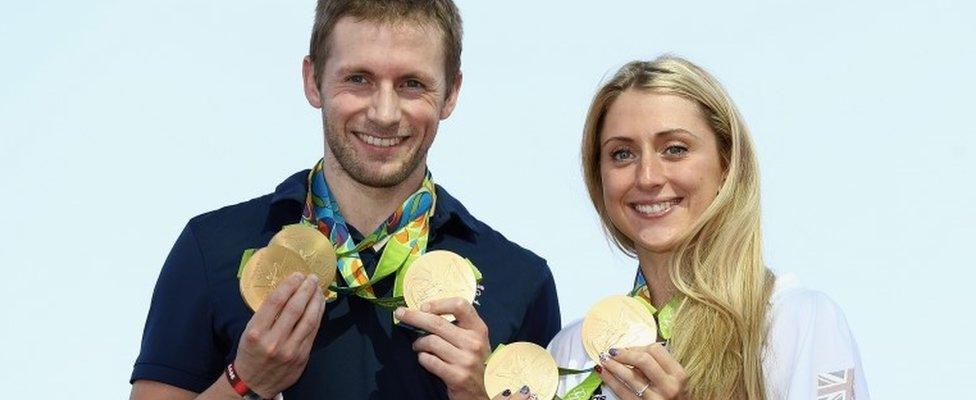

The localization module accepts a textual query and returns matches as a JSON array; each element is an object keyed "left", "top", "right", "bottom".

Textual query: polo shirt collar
[{"left": 265, "top": 169, "right": 479, "bottom": 237}]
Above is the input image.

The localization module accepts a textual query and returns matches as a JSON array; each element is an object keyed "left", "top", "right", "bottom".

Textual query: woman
[{"left": 546, "top": 56, "right": 869, "bottom": 400}]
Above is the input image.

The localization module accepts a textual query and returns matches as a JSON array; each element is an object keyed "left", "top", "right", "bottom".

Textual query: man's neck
[{"left": 322, "top": 158, "right": 427, "bottom": 235}]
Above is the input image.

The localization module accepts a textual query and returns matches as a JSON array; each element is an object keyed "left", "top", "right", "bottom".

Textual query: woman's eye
[
  {"left": 663, "top": 145, "right": 688, "bottom": 157},
  {"left": 610, "top": 149, "right": 634, "bottom": 161}
]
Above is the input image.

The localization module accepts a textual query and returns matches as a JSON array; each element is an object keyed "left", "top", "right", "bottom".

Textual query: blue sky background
[{"left": 1, "top": 0, "right": 973, "bottom": 397}]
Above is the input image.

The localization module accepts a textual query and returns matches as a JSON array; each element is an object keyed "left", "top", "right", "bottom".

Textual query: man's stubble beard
[{"left": 322, "top": 114, "right": 430, "bottom": 189}]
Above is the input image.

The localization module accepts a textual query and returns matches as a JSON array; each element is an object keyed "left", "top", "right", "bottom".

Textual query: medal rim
[
  {"left": 268, "top": 224, "right": 339, "bottom": 294},
  {"left": 239, "top": 244, "right": 320, "bottom": 312},
  {"left": 483, "top": 342, "right": 559, "bottom": 400},
  {"left": 402, "top": 250, "right": 477, "bottom": 319},
  {"left": 580, "top": 295, "right": 658, "bottom": 365}
]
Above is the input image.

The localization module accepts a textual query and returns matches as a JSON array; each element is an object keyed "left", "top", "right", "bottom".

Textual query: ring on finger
[{"left": 635, "top": 382, "right": 651, "bottom": 398}]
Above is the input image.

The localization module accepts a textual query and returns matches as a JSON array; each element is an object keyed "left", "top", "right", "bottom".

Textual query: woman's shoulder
[
  {"left": 763, "top": 273, "right": 870, "bottom": 399},
  {"left": 767, "top": 273, "right": 854, "bottom": 338},
  {"left": 769, "top": 274, "right": 847, "bottom": 323}
]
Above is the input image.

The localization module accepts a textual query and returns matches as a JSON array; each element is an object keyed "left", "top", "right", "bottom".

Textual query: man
[{"left": 129, "top": 1, "right": 560, "bottom": 399}]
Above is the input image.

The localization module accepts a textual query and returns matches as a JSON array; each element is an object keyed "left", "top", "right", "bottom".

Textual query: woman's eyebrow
[
  {"left": 601, "top": 135, "right": 634, "bottom": 147},
  {"left": 655, "top": 128, "right": 699, "bottom": 139}
]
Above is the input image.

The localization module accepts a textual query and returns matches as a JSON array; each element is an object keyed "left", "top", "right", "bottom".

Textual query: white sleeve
[
  {"left": 763, "top": 289, "right": 870, "bottom": 400},
  {"left": 547, "top": 320, "right": 605, "bottom": 398}
]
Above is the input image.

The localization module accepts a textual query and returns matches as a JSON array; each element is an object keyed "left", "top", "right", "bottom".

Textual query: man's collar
[
  {"left": 428, "top": 184, "right": 480, "bottom": 237},
  {"left": 269, "top": 169, "right": 310, "bottom": 205},
  {"left": 266, "top": 169, "right": 479, "bottom": 237}
]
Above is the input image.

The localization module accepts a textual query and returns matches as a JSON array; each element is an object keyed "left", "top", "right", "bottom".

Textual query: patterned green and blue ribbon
[{"left": 302, "top": 158, "right": 436, "bottom": 301}]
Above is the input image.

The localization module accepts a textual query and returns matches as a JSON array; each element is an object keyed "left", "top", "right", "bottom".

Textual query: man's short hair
[{"left": 309, "top": 0, "right": 463, "bottom": 91}]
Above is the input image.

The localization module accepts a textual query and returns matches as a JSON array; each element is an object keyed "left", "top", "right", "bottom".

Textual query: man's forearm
[
  {"left": 130, "top": 378, "right": 238, "bottom": 400},
  {"left": 196, "top": 376, "right": 243, "bottom": 400}
]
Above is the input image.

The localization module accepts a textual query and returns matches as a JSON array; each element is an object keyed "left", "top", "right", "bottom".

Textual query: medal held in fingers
[
  {"left": 403, "top": 250, "right": 478, "bottom": 321},
  {"left": 581, "top": 295, "right": 658, "bottom": 365},
  {"left": 484, "top": 342, "right": 558, "bottom": 400},
  {"left": 240, "top": 245, "right": 313, "bottom": 312},
  {"left": 239, "top": 225, "right": 338, "bottom": 311},
  {"left": 269, "top": 224, "right": 338, "bottom": 297}
]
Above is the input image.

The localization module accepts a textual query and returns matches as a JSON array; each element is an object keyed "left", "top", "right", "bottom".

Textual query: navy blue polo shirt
[{"left": 131, "top": 170, "right": 561, "bottom": 399}]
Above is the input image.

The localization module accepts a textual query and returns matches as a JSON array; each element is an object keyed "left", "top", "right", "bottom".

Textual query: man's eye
[
  {"left": 610, "top": 149, "right": 634, "bottom": 161},
  {"left": 663, "top": 145, "right": 688, "bottom": 157},
  {"left": 404, "top": 79, "right": 424, "bottom": 89},
  {"left": 347, "top": 75, "right": 366, "bottom": 84}
]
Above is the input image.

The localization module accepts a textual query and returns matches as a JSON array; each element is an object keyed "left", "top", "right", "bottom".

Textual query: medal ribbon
[
  {"left": 559, "top": 269, "right": 682, "bottom": 400},
  {"left": 629, "top": 270, "right": 682, "bottom": 340},
  {"left": 302, "top": 158, "right": 435, "bottom": 300}
]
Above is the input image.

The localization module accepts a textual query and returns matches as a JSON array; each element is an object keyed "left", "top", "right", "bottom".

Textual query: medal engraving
[
  {"left": 239, "top": 245, "right": 311, "bottom": 312},
  {"left": 484, "top": 342, "right": 558, "bottom": 400},
  {"left": 581, "top": 295, "right": 657, "bottom": 365},
  {"left": 269, "top": 224, "right": 338, "bottom": 295},
  {"left": 403, "top": 250, "right": 477, "bottom": 321}
]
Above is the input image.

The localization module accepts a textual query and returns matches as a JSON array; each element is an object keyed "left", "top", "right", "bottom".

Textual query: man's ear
[
  {"left": 302, "top": 56, "right": 323, "bottom": 109},
  {"left": 439, "top": 71, "right": 463, "bottom": 120}
]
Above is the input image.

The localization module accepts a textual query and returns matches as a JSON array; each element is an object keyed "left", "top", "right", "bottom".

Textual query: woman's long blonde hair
[{"left": 581, "top": 56, "right": 774, "bottom": 399}]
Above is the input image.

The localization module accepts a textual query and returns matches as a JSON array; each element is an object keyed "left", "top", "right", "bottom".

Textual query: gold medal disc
[
  {"left": 402, "top": 250, "right": 477, "bottom": 321},
  {"left": 239, "top": 245, "right": 316, "bottom": 312},
  {"left": 269, "top": 224, "right": 338, "bottom": 295},
  {"left": 580, "top": 295, "right": 658, "bottom": 365},
  {"left": 484, "top": 342, "right": 558, "bottom": 400}
]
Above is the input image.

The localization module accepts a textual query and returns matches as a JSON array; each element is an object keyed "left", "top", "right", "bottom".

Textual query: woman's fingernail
[
  {"left": 394, "top": 307, "right": 406, "bottom": 319},
  {"left": 420, "top": 302, "right": 431, "bottom": 312},
  {"left": 520, "top": 385, "right": 530, "bottom": 394},
  {"left": 594, "top": 365, "right": 603, "bottom": 373},
  {"left": 501, "top": 389, "right": 511, "bottom": 397},
  {"left": 309, "top": 274, "right": 319, "bottom": 283},
  {"left": 608, "top": 348, "right": 619, "bottom": 357},
  {"left": 599, "top": 351, "right": 610, "bottom": 362},
  {"left": 656, "top": 341, "right": 672, "bottom": 353}
]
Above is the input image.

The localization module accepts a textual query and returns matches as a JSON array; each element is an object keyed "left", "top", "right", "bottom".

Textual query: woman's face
[{"left": 599, "top": 90, "right": 725, "bottom": 255}]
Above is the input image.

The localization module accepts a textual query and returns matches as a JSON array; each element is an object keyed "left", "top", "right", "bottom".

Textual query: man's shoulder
[
  {"left": 184, "top": 170, "right": 307, "bottom": 259},
  {"left": 187, "top": 193, "right": 274, "bottom": 239},
  {"left": 435, "top": 186, "right": 550, "bottom": 277},
  {"left": 469, "top": 216, "right": 547, "bottom": 268},
  {"left": 192, "top": 190, "right": 271, "bottom": 220}
]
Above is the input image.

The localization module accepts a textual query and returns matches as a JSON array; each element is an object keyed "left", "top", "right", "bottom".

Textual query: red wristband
[{"left": 224, "top": 362, "right": 252, "bottom": 396}]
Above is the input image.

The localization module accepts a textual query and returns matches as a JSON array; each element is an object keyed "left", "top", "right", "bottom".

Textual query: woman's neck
[
  {"left": 322, "top": 156, "right": 427, "bottom": 235},
  {"left": 636, "top": 248, "right": 677, "bottom": 310}
]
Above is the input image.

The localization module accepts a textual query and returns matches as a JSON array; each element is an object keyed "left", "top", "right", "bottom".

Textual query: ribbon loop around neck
[{"left": 302, "top": 159, "right": 437, "bottom": 300}]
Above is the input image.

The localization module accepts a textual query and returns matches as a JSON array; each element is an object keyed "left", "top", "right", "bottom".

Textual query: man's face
[{"left": 303, "top": 16, "right": 461, "bottom": 188}]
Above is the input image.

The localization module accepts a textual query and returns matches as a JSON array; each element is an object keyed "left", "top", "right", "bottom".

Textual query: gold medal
[
  {"left": 402, "top": 250, "right": 477, "bottom": 321},
  {"left": 240, "top": 245, "right": 318, "bottom": 312},
  {"left": 269, "top": 224, "right": 338, "bottom": 296},
  {"left": 580, "top": 295, "right": 658, "bottom": 365},
  {"left": 484, "top": 342, "right": 558, "bottom": 400}
]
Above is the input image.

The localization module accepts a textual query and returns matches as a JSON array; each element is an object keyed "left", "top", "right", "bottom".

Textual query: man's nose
[{"left": 367, "top": 83, "right": 401, "bottom": 128}]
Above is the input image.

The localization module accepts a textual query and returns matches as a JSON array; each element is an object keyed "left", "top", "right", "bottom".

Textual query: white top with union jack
[{"left": 548, "top": 273, "right": 870, "bottom": 400}]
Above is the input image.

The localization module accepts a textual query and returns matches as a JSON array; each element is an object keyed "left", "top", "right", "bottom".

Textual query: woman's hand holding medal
[
  {"left": 583, "top": 296, "right": 688, "bottom": 399},
  {"left": 597, "top": 343, "right": 687, "bottom": 400}
]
